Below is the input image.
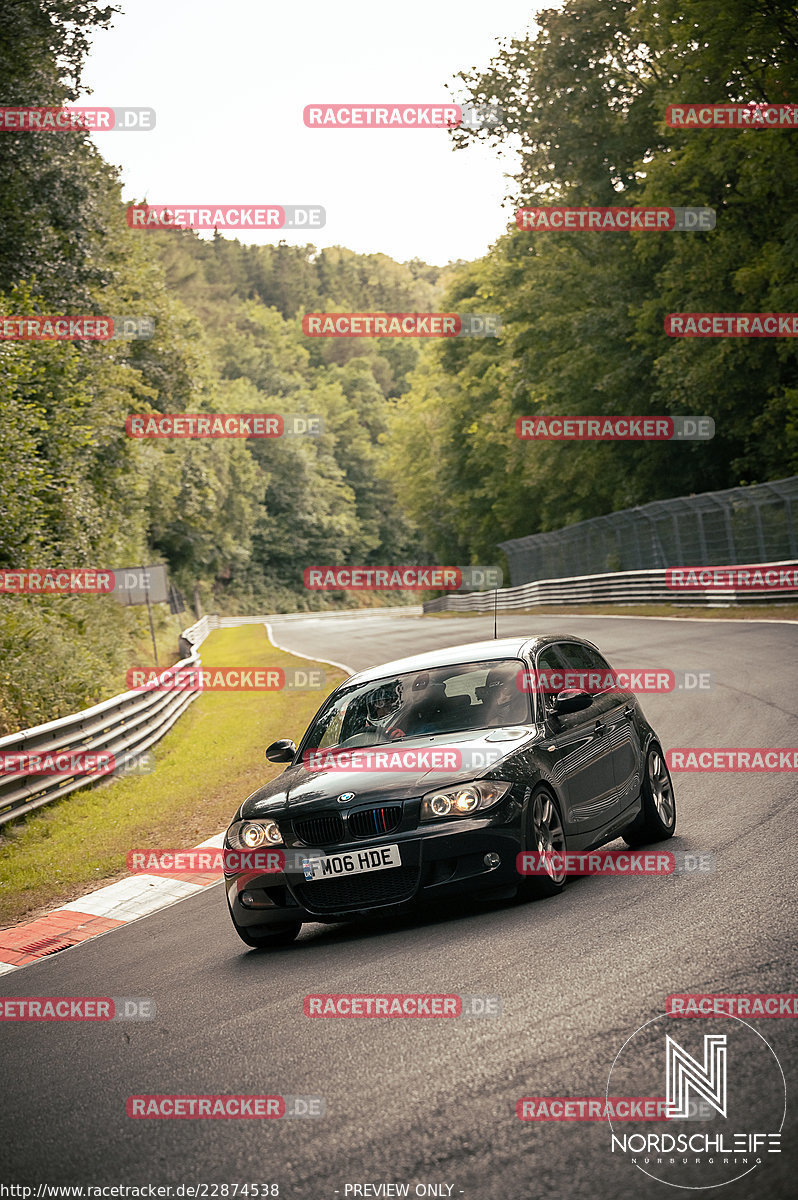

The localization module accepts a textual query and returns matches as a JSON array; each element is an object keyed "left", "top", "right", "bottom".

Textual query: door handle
[{"left": 593, "top": 720, "right": 606, "bottom": 737}]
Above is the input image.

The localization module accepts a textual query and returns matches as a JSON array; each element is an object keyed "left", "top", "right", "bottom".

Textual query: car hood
[{"left": 240, "top": 725, "right": 541, "bottom": 818}]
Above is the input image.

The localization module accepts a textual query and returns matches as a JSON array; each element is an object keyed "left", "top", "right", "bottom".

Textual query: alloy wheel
[
  {"left": 533, "top": 792, "right": 566, "bottom": 884},
  {"left": 648, "top": 749, "right": 675, "bottom": 827}
]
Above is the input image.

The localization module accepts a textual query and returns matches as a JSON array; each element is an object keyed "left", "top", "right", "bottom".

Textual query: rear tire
[
  {"left": 519, "top": 787, "right": 568, "bottom": 900},
  {"left": 622, "top": 744, "right": 676, "bottom": 847}
]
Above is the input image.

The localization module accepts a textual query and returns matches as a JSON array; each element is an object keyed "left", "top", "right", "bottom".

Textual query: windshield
[{"left": 302, "top": 659, "right": 531, "bottom": 753}]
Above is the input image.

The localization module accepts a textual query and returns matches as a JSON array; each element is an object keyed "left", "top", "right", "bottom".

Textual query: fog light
[
  {"left": 241, "top": 891, "right": 255, "bottom": 906},
  {"left": 484, "top": 852, "right": 500, "bottom": 869}
]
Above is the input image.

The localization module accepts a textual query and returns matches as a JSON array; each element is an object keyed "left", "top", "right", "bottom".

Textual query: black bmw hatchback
[{"left": 223, "top": 635, "right": 676, "bottom": 947}]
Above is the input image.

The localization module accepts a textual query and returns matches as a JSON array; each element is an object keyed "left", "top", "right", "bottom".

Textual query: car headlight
[
  {"left": 226, "top": 818, "right": 284, "bottom": 848},
  {"left": 420, "top": 780, "right": 511, "bottom": 822}
]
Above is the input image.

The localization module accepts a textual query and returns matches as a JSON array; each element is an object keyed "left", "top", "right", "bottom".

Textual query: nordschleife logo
[{"left": 606, "top": 1014, "right": 785, "bottom": 1189}]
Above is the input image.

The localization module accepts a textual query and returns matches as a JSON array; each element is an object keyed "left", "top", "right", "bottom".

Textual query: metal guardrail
[
  {"left": 16, "top": 572, "right": 784, "bottom": 827},
  {"left": 0, "top": 607, "right": 429, "bottom": 826},
  {"left": 0, "top": 617, "right": 217, "bottom": 828},
  {"left": 0, "top": 609, "right": 422, "bottom": 825},
  {"left": 499, "top": 476, "right": 798, "bottom": 585},
  {"left": 0, "top": 606, "right": 430, "bottom": 828},
  {"left": 178, "top": 612, "right": 219, "bottom": 652},
  {"left": 422, "top": 562, "right": 798, "bottom": 613}
]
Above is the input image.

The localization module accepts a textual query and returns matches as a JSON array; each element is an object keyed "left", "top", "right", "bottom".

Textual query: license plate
[{"left": 302, "top": 843, "right": 401, "bottom": 881}]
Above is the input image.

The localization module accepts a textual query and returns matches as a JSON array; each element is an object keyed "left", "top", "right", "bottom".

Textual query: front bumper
[{"left": 225, "top": 807, "right": 524, "bottom": 929}]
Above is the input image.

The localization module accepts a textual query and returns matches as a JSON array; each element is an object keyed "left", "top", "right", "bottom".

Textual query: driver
[{"left": 365, "top": 681, "right": 403, "bottom": 731}]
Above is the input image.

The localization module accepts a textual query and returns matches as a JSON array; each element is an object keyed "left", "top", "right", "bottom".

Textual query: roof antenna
[{"left": 493, "top": 587, "right": 498, "bottom": 639}]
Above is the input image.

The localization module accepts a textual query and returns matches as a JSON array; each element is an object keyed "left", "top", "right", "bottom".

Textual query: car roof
[{"left": 344, "top": 634, "right": 599, "bottom": 687}]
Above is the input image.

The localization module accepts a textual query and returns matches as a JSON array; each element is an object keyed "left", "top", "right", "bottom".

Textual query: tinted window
[
  {"left": 536, "top": 645, "right": 569, "bottom": 672},
  {"left": 302, "top": 658, "right": 531, "bottom": 751},
  {"left": 557, "top": 641, "right": 614, "bottom": 694},
  {"left": 532, "top": 644, "right": 572, "bottom": 708}
]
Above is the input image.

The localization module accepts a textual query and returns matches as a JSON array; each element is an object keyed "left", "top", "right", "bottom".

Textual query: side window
[
  {"left": 531, "top": 644, "right": 571, "bottom": 715},
  {"left": 557, "top": 642, "right": 614, "bottom": 695}
]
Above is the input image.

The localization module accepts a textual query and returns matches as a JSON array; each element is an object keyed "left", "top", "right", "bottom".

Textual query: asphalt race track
[{"left": 1, "top": 610, "right": 796, "bottom": 1199}]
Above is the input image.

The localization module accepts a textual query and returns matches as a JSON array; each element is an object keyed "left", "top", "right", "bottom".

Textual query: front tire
[
  {"left": 520, "top": 787, "right": 568, "bottom": 899},
  {"left": 622, "top": 744, "right": 676, "bottom": 847}
]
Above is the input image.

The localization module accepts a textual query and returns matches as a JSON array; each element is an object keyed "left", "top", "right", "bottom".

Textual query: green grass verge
[
  {"left": 424, "top": 603, "right": 798, "bottom": 621},
  {"left": 0, "top": 625, "right": 345, "bottom": 928}
]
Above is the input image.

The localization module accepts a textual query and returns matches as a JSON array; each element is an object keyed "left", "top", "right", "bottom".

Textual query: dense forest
[
  {"left": 1, "top": 0, "right": 797, "bottom": 731},
  {"left": 388, "top": 0, "right": 798, "bottom": 559}
]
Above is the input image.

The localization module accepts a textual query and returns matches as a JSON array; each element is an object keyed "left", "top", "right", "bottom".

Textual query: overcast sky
[{"left": 81, "top": 0, "right": 546, "bottom": 266}]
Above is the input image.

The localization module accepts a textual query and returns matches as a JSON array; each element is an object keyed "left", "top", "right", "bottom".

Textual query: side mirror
[
  {"left": 265, "top": 739, "right": 296, "bottom": 763},
  {"left": 552, "top": 689, "right": 592, "bottom": 715}
]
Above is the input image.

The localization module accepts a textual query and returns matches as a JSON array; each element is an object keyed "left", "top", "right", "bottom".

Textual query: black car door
[
  {"left": 557, "top": 640, "right": 642, "bottom": 819},
  {"left": 531, "top": 643, "right": 617, "bottom": 829}
]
